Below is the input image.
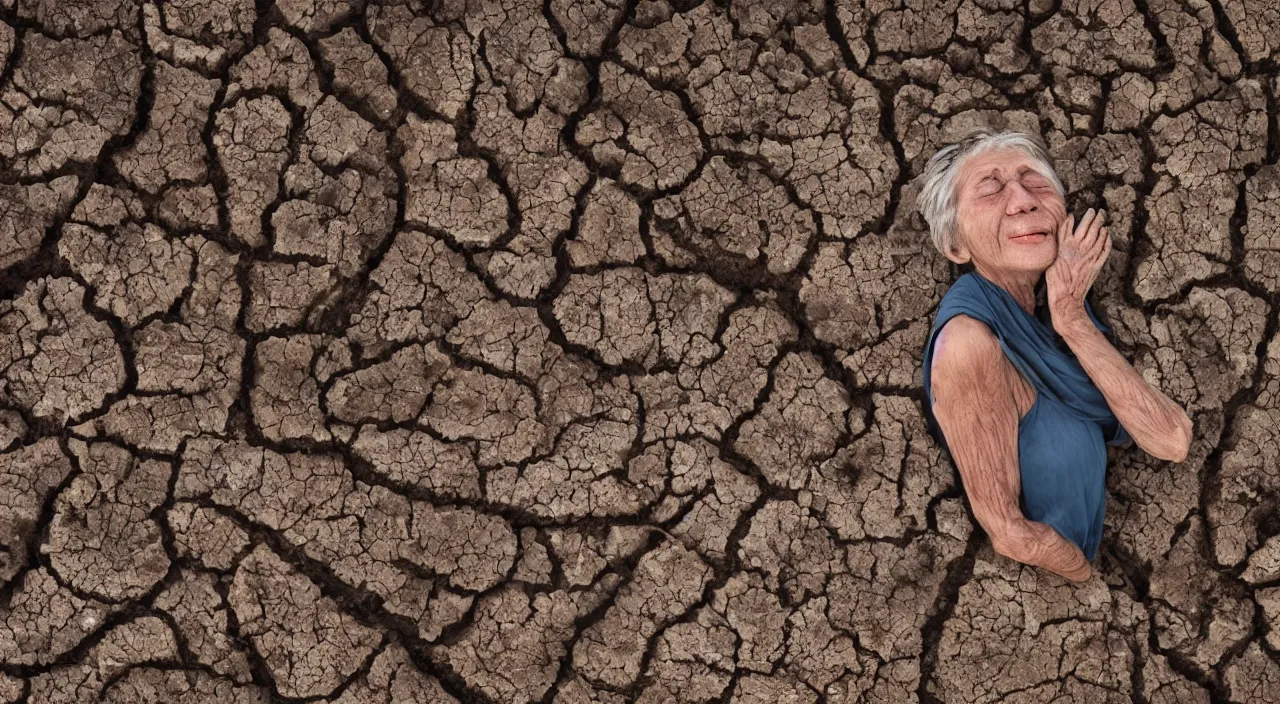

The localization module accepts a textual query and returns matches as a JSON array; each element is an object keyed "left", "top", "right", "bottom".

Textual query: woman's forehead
[{"left": 959, "top": 147, "right": 1043, "bottom": 179}]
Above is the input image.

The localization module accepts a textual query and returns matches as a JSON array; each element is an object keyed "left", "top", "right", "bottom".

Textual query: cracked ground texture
[{"left": 0, "top": 0, "right": 1279, "bottom": 702}]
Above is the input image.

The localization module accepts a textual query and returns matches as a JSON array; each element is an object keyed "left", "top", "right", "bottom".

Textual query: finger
[
  {"left": 1090, "top": 226, "right": 1111, "bottom": 263},
  {"left": 1074, "top": 208, "right": 1095, "bottom": 241},
  {"left": 1082, "top": 208, "right": 1104, "bottom": 250},
  {"left": 1091, "top": 232, "right": 1111, "bottom": 287},
  {"left": 1060, "top": 213, "right": 1074, "bottom": 243}
]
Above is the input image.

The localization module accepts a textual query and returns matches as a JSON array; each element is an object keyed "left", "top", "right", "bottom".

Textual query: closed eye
[
  {"left": 977, "top": 178, "right": 1002, "bottom": 196},
  {"left": 1022, "top": 173, "right": 1052, "bottom": 190}
]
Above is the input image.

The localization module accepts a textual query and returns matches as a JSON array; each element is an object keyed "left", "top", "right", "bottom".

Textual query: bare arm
[
  {"left": 1045, "top": 207, "right": 1192, "bottom": 462},
  {"left": 931, "top": 315, "right": 1092, "bottom": 583},
  {"left": 1055, "top": 315, "right": 1193, "bottom": 462}
]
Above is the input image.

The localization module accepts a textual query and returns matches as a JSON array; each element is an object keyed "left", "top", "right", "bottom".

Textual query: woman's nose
[{"left": 1005, "top": 181, "right": 1038, "bottom": 213}]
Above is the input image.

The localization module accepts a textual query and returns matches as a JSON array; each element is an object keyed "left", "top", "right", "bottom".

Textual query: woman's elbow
[
  {"left": 989, "top": 521, "right": 1036, "bottom": 564},
  {"left": 1150, "top": 412, "right": 1193, "bottom": 463},
  {"left": 991, "top": 536, "right": 1029, "bottom": 564}
]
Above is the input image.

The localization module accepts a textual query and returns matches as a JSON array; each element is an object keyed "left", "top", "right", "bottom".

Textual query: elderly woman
[{"left": 918, "top": 129, "right": 1194, "bottom": 583}]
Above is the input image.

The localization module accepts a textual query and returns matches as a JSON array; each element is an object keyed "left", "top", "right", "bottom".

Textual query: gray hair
[{"left": 915, "top": 129, "right": 1065, "bottom": 258}]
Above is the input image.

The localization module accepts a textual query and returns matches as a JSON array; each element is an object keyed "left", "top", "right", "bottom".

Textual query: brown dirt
[{"left": 0, "top": 0, "right": 1277, "bottom": 702}]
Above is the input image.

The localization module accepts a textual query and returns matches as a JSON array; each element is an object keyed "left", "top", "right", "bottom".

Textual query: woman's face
[{"left": 948, "top": 147, "right": 1067, "bottom": 277}]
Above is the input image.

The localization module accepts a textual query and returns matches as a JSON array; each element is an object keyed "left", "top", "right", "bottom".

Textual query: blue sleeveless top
[{"left": 922, "top": 271, "right": 1131, "bottom": 562}]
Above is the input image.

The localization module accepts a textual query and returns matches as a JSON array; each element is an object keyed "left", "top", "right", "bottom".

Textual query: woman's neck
[{"left": 972, "top": 265, "right": 1041, "bottom": 316}]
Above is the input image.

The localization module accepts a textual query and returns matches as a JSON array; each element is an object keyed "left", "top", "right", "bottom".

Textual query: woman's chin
[{"left": 1021, "top": 250, "right": 1058, "bottom": 271}]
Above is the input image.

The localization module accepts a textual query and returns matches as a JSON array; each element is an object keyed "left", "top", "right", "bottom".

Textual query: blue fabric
[{"left": 922, "top": 271, "right": 1130, "bottom": 562}]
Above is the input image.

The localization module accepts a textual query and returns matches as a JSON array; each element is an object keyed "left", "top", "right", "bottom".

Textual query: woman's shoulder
[
  {"left": 927, "top": 314, "right": 1021, "bottom": 415},
  {"left": 932, "top": 313, "right": 1000, "bottom": 369}
]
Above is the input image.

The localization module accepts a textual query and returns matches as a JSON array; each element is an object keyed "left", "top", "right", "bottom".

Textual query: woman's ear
[
  {"left": 945, "top": 241, "right": 971, "bottom": 265},
  {"left": 943, "top": 225, "right": 971, "bottom": 265}
]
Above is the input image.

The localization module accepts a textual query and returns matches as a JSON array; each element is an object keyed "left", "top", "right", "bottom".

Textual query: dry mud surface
[{"left": 0, "top": 0, "right": 1278, "bottom": 702}]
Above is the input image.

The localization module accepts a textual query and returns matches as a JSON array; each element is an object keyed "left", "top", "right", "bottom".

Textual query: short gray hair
[{"left": 915, "top": 129, "right": 1064, "bottom": 257}]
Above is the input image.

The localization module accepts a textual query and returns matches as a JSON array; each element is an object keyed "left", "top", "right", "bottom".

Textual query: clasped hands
[{"left": 1045, "top": 207, "right": 1111, "bottom": 334}]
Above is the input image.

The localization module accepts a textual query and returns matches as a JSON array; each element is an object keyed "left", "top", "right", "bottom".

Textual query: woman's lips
[{"left": 1010, "top": 232, "right": 1048, "bottom": 243}]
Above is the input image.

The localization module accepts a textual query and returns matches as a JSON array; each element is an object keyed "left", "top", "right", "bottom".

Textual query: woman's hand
[{"left": 1046, "top": 207, "right": 1111, "bottom": 333}]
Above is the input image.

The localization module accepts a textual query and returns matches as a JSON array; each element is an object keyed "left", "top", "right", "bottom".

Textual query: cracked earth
[{"left": 0, "top": 0, "right": 1278, "bottom": 702}]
